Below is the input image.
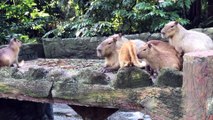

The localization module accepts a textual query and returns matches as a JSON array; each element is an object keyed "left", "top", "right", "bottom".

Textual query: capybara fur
[
  {"left": 0, "top": 38, "right": 22, "bottom": 67},
  {"left": 161, "top": 21, "right": 213, "bottom": 54},
  {"left": 138, "top": 40, "right": 181, "bottom": 72}
]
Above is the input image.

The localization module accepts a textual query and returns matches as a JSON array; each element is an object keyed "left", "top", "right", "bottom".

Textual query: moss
[
  {"left": 0, "top": 67, "right": 13, "bottom": 78},
  {"left": 74, "top": 90, "right": 127, "bottom": 105},
  {"left": 0, "top": 83, "right": 17, "bottom": 93},
  {"left": 114, "top": 67, "right": 152, "bottom": 88},
  {"left": 156, "top": 68, "right": 183, "bottom": 87},
  {"left": 24, "top": 90, "right": 47, "bottom": 98}
]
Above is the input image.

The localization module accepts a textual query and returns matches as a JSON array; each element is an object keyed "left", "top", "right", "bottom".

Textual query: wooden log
[{"left": 183, "top": 50, "right": 213, "bottom": 120}]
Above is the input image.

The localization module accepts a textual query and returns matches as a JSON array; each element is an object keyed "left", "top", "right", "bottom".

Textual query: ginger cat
[{"left": 118, "top": 41, "right": 146, "bottom": 68}]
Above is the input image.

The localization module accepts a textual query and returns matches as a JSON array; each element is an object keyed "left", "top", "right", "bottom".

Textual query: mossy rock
[
  {"left": 149, "top": 33, "right": 162, "bottom": 40},
  {"left": 156, "top": 68, "right": 183, "bottom": 87},
  {"left": 0, "top": 67, "right": 17, "bottom": 78},
  {"left": 114, "top": 67, "right": 152, "bottom": 89},
  {"left": 24, "top": 67, "right": 49, "bottom": 80},
  {"left": 74, "top": 69, "right": 111, "bottom": 85},
  {"left": 50, "top": 70, "right": 79, "bottom": 99},
  {"left": 11, "top": 69, "right": 24, "bottom": 79},
  {"left": 0, "top": 79, "right": 52, "bottom": 97}
]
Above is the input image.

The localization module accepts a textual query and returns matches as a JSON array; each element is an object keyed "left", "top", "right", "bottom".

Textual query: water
[{"left": 53, "top": 104, "right": 151, "bottom": 120}]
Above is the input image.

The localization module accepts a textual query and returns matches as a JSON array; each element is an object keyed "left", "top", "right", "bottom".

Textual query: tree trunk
[
  {"left": 188, "top": 0, "right": 202, "bottom": 26},
  {"left": 182, "top": 50, "right": 213, "bottom": 120},
  {"left": 208, "top": 0, "right": 213, "bottom": 17}
]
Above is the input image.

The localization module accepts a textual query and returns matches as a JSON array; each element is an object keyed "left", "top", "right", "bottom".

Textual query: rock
[
  {"left": 0, "top": 67, "right": 17, "bottom": 78},
  {"left": 46, "top": 69, "right": 67, "bottom": 81},
  {"left": 207, "top": 98, "right": 213, "bottom": 115},
  {"left": 113, "top": 67, "right": 152, "bottom": 89},
  {"left": 19, "top": 43, "right": 45, "bottom": 61},
  {"left": 50, "top": 71, "right": 79, "bottom": 99},
  {"left": 108, "top": 111, "right": 145, "bottom": 120},
  {"left": 148, "top": 33, "right": 162, "bottom": 40},
  {"left": 53, "top": 103, "right": 81, "bottom": 119},
  {"left": 1, "top": 78, "right": 52, "bottom": 97},
  {"left": 74, "top": 69, "right": 111, "bottom": 85},
  {"left": 42, "top": 37, "right": 103, "bottom": 59},
  {"left": 11, "top": 68, "right": 24, "bottom": 79},
  {"left": 0, "top": 67, "right": 52, "bottom": 97},
  {"left": 124, "top": 34, "right": 141, "bottom": 40},
  {"left": 139, "top": 32, "right": 151, "bottom": 41},
  {"left": 25, "top": 67, "right": 48, "bottom": 80},
  {"left": 191, "top": 28, "right": 203, "bottom": 32},
  {"left": 203, "top": 27, "right": 213, "bottom": 39},
  {"left": 155, "top": 68, "right": 183, "bottom": 87}
]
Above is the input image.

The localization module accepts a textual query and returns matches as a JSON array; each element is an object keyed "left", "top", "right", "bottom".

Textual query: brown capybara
[{"left": 0, "top": 38, "right": 22, "bottom": 67}]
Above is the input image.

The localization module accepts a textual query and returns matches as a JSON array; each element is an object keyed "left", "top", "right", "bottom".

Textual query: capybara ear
[
  {"left": 11, "top": 38, "right": 16, "bottom": 42},
  {"left": 118, "top": 33, "right": 122, "bottom": 37},
  {"left": 148, "top": 43, "right": 152, "bottom": 48},
  {"left": 174, "top": 21, "right": 178, "bottom": 25},
  {"left": 113, "top": 37, "right": 117, "bottom": 42}
]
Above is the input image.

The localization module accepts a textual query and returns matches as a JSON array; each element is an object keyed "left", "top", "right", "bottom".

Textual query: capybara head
[
  {"left": 9, "top": 38, "right": 22, "bottom": 48},
  {"left": 96, "top": 34, "right": 122, "bottom": 57},
  {"left": 138, "top": 43, "right": 153, "bottom": 59},
  {"left": 161, "top": 21, "right": 178, "bottom": 39}
]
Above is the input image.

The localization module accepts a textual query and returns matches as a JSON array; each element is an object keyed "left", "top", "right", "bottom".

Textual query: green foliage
[
  {"left": 0, "top": 0, "right": 211, "bottom": 42},
  {"left": 43, "top": 0, "right": 192, "bottom": 38},
  {"left": 0, "top": 0, "right": 51, "bottom": 44}
]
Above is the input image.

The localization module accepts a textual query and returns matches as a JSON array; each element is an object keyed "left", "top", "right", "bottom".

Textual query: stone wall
[
  {"left": 0, "top": 43, "right": 45, "bottom": 61},
  {"left": 42, "top": 27, "right": 213, "bottom": 59},
  {"left": 42, "top": 37, "right": 104, "bottom": 59},
  {"left": 19, "top": 43, "right": 45, "bottom": 60}
]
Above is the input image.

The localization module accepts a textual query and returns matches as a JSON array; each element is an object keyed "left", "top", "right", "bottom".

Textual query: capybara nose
[
  {"left": 97, "top": 48, "right": 102, "bottom": 53},
  {"left": 96, "top": 47, "right": 102, "bottom": 57},
  {"left": 161, "top": 31, "right": 165, "bottom": 35}
]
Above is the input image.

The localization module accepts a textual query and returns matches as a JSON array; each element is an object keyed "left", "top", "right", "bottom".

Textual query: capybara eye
[
  {"left": 143, "top": 49, "right": 146, "bottom": 51},
  {"left": 108, "top": 42, "right": 111, "bottom": 44},
  {"left": 171, "top": 25, "right": 174, "bottom": 28}
]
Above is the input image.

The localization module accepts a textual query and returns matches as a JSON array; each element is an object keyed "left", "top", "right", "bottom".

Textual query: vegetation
[{"left": 0, "top": 0, "right": 212, "bottom": 44}]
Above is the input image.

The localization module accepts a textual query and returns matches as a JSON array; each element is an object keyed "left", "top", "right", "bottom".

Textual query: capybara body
[
  {"left": 161, "top": 21, "right": 213, "bottom": 53},
  {"left": 138, "top": 40, "right": 181, "bottom": 72},
  {"left": 0, "top": 38, "right": 22, "bottom": 67}
]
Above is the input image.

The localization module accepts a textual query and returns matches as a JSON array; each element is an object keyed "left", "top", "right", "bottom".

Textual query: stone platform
[{"left": 0, "top": 58, "right": 183, "bottom": 120}]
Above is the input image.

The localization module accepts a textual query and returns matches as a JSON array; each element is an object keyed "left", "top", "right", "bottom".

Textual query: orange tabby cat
[{"left": 118, "top": 41, "right": 146, "bottom": 68}]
